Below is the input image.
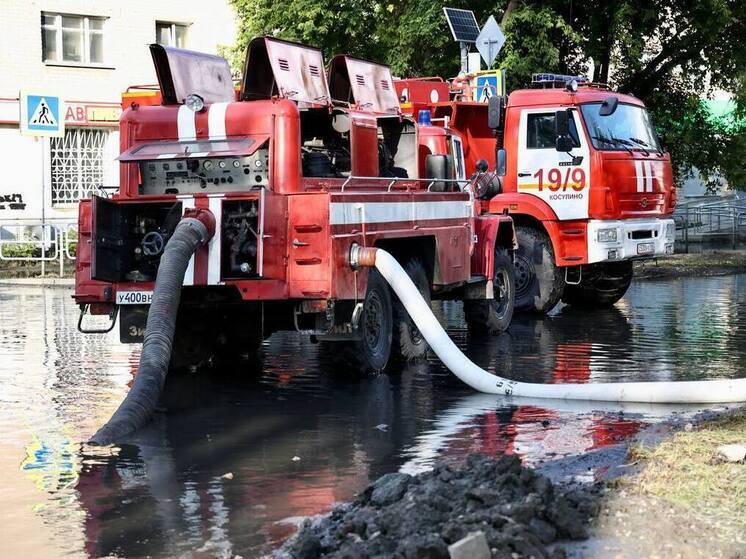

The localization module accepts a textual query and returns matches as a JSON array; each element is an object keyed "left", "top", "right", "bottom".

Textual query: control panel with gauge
[{"left": 140, "top": 148, "right": 269, "bottom": 195}]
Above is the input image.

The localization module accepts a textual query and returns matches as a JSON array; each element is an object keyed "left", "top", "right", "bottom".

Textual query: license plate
[
  {"left": 637, "top": 242, "right": 655, "bottom": 255},
  {"left": 116, "top": 291, "right": 153, "bottom": 305}
]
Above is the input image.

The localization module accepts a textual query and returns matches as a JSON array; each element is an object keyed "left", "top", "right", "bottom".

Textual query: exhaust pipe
[
  {"left": 359, "top": 246, "right": 746, "bottom": 404},
  {"left": 89, "top": 208, "right": 215, "bottom": 445}
]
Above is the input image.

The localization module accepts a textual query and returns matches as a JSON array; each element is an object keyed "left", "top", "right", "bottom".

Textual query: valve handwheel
[{"left": 141, "top": 231, "right": 165, "bottom": 256}]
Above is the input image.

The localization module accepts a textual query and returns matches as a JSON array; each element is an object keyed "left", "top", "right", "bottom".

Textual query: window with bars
[
  {"left": 42, "top": 13, "right": 107, "bottom": 65},
  {"left": 50, "top": 128, "right": 118, "bottom": 206},
  {"left": 156, "top": 22, "right": 188, "bottom": 48}
]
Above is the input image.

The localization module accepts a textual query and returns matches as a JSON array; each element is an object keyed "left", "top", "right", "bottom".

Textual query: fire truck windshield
[{"left": 580, "top": 102, "right": 661, "bottom": 152}]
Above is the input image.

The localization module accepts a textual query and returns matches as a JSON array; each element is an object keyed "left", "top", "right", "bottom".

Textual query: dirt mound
[{"left": 277, "top": 454, "right": 598, "bottom": 558}]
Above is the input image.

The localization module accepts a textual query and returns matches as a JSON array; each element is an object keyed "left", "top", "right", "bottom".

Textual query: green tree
[{"left": 229, "top": 0, "right": 746, "bottom": 190}]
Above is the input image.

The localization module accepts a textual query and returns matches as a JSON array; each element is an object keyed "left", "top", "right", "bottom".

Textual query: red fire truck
[
  {"left": 396, "top": 74, "right": 677, "bottom": 313},
  {"left": 74, "top": 38, "right": 517, "bottom": 373}
]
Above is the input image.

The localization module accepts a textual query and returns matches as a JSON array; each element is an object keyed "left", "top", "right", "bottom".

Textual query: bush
[{"left": 0, "top": 242, "right": 40, "bottom": 259}]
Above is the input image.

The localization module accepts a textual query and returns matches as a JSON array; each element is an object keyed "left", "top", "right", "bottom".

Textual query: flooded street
[{"left": 1, "top": 274, "right": 745, "bottom": 558}]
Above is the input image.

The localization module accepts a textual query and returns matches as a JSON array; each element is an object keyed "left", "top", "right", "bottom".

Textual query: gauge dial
[{"left": 203, "top": 160, "right": 214, "bottom": 171}]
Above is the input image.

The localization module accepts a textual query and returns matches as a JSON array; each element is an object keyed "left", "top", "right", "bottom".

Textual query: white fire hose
[{"left": 354, "top": 246, "right": 746, "bottom": 404}]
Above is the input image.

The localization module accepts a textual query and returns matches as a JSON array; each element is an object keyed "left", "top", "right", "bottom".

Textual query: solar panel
[{"left": 443, "top": 7, "right": 480, "bottom": 43}]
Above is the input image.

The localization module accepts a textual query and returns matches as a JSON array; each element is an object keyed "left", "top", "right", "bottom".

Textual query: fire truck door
[{"left": 516, "top": 108, "right": 591, "bottom": 220}]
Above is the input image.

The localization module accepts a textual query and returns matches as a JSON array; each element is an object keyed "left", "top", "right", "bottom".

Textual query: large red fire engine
[
  {"left": 74, "top": 39, "right": 517, "bottom": 372},
  {"left": 396, "top": 73, "right": 677, "bottom": 313}
]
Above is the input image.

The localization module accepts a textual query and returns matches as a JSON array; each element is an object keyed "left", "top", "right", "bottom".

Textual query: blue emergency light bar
[
  {"left": 532, "top": 73, "right": 589, "bottom": 86},
  {"left": 418, "top": 109, "right": 432, "bottom": 126}
]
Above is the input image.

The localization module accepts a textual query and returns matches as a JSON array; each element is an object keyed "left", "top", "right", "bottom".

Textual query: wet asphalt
[{"left": 0, "top": 273, "right": 744, "bottom": 557}]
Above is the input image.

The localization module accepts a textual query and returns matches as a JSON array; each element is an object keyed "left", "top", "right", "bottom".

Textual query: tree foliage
[{"left": 229, "top": 0, "right": 746, "bottom": 190}]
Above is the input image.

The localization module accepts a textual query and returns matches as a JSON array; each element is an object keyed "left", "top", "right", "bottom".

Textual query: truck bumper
[{"left": 587, "top": 218, "right": 675, "bottom": 264}]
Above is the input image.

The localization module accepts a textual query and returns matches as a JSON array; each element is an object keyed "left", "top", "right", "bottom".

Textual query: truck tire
[
  {"left": 464, "top": 247, "right": 515, "bottom": 334},
  {"left": 561, "top": 261, "right": 633, "bottom": 308},
  {"left": 325, "top": 269, "right": 394, "bottom": 373},
  {"left": 392, "top": 258, "right": 431, "bottom": 361},
  {"left": 513, "top": 226, "right": 564, "bottom": 314},
  {"left": 170, "top": 308, "right": 263, "bottom": 372},
  {"left": 170, "top": 312, "right": 214, "bottom": 371},
  {"left": 212, "top": 327, "right": 263, "bottom": 371}
]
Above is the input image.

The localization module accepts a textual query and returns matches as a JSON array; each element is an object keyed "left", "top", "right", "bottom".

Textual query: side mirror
[
  {"left": 599, "top": 96, "right": 619, "bottom": 116},
  {"left": 555, "top": 109, "right": 570, "bottom": 137},
  {"left": 556, "top": 136, "right": 574, "bottom": 153},
  {"left": 425, "top": 154, "right": 454, "bottom": 192},
  {"left": 488, "top": 96, "right": 503, "bottom": 129},
  {"left": 496, "top": 148, "right": 507, "bottom": 176},
  {"left": 554, "top": 109, "right": 573, "bottom": 152}
]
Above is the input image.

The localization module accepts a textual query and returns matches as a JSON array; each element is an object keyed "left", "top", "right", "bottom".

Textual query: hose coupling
[
  {"left": 182, "top": 208, "right": 216, "bottom": 244},
  {"left": 349, "top": 244, "right": 377, "bottom": 269}
]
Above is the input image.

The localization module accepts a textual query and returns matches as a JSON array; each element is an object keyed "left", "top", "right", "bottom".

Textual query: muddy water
[{"left": 1, "top": 274, "right": 744, "bottom": 558}]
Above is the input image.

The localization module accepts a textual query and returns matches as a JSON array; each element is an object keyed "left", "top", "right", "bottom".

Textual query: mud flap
[{"left": 119, "top": 305, "right": 149, "bottom": 343}]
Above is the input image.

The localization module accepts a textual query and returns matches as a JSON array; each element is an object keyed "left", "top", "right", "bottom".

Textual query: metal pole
[
  {"left": 59, "top": 227, "right": 63, "bottom": 277},
  {"left": 41, "top": 137, "right": 47, "bottom": 277},
  {"left": 733, "top": 209, "right": 737, "bottom": 250},
  {"left": 460, "top": 42, "right": 468, "bottom": 74},
  {"left": 684, "top": 206, "right": 689, "bottom": 253}
]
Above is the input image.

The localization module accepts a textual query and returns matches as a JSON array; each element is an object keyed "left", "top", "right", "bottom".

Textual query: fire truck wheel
[
  {"left": 561, "top": 261, "right": 633, "bottom": 308},
  {"left": 328, "top": 269, "right": 393, "bottom": 373},
  {"left": 392, "top": 258, "right": 431, "bottom": 361},
  {"left": 358, "top": 269, "right": 394, "bottom": 371},
  {"left": 212, "top": 331, "right": 263, "bottom": 371},
  {"left": 464, "top": 247, "right": 516, "bottom": 334},
  {"left": 513, "top": 226, "right": 564, "bottom": 314}
]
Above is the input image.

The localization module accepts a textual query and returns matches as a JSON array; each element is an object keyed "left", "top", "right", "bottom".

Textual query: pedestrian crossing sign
[{"left": 20, "top": 91, "right": 65, "bottom": 137}]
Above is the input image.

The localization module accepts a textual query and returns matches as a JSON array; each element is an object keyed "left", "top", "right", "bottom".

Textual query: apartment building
[{"left": 0, "top": 1, "right": 236, "bottom": 222}]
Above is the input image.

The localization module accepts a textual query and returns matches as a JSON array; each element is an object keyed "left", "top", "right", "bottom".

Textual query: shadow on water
[{"left": 1, "top": 274, "right": 745, "bottom": 557}]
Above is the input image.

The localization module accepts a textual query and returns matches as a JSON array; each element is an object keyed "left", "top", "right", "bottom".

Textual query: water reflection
[{"left": 0, "top": 273, "right": 744, "bottom": 557}]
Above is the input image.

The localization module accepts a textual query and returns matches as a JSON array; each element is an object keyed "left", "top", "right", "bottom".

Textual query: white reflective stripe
[
  {"left": 208, "top": 102, "right": 229, "bottom": 140},
  {"left": 177, "top": 105, "right": 196, "bottom": 141},
  {"left": 329, "top": 201, "right": 471, "bottom": 225},
  {"left": 634, "top": 160, "right": 644, "bottom": 193},
  {"left": 181, "top": 197, "right": 196, "bottom": 286},
  {"left": 189, "top": 152, "right": 209, "bottom": 158},
  {"left": 258, "top": 188, "right": 265, "bottom": 276},
  {"left": 207, "top": 197, "right": 222, "bottom": 284},
  {"left": 156, "top": 154, "right": 177, "bottom": 159},
  {"left": 645, "top": 161, "right": 654, "bottom": 192}
]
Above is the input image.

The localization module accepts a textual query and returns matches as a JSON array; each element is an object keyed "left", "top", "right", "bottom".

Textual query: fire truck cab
[
  {"left": 74, "top": 39, "right": 518, "bottom": 373},
  {"left": 397, "top": 74, "right": 676, "bottom": 313}
]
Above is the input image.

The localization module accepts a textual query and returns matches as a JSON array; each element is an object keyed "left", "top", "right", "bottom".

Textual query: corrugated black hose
[{"left": 89, "top": 211, "right": 214, "bottom": 445}]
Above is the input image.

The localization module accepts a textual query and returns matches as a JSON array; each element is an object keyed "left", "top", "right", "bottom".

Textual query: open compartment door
[
  {"left": 91, "top": 196, "right": 182, "bottom": 282},
  {"left": 149, "top": 44, "right": 235, "bottom": 105},
  {"left": 240, "top": 37, "right": 331, "bottom": 107},
  {"left": 328, "top": 55, "right": 400, "bottom": 114}
]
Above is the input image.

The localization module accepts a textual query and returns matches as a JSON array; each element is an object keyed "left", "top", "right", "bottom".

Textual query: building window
[
  {"left": 50, "top": 128, "right": 118, "bottom": 206},
  {"left": 42, "top": 13, "right": 106, "bottom": 65},
  {"left": 156, "top": 22, "right": 188, "bottom": 48}
]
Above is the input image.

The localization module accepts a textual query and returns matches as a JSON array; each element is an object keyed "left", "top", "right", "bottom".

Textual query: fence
[
  {"left": 0, "top": 220, "right": 78, "bottom": 277},
  {"left": 673, "top": 198, "right": 746, "bottom": 252}
]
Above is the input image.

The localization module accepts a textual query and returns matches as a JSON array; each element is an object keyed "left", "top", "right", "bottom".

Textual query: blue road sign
[{"left": 20, "top": 91, "right": 65, "bottom": 137}]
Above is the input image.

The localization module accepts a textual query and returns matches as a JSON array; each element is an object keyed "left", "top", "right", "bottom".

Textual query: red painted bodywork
[
  {"left": 74, "top": 41, "right": 514, "bottom": 316},
  {"left": 396, "top": 81, "right": 676, "bottom": 267}
]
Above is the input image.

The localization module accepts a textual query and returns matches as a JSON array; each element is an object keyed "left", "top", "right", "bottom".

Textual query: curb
[{"left": 0, "top": 278, "right": 74, "bottom": 288}]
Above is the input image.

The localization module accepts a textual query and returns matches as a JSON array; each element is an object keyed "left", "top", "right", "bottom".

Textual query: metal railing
[
  {"left": 0, "top": 220, "right": 77, "bottom": 277},
  {"left": 339, "top": 175, "right": 471, "bottom": 192},
  {"left": 673, "top": 198, "right": 746, "bottom": 251}
]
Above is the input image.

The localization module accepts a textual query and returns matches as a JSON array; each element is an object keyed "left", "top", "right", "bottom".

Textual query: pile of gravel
[{"left": 277, "top": 454, "right": 598, "bottom": 558}]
